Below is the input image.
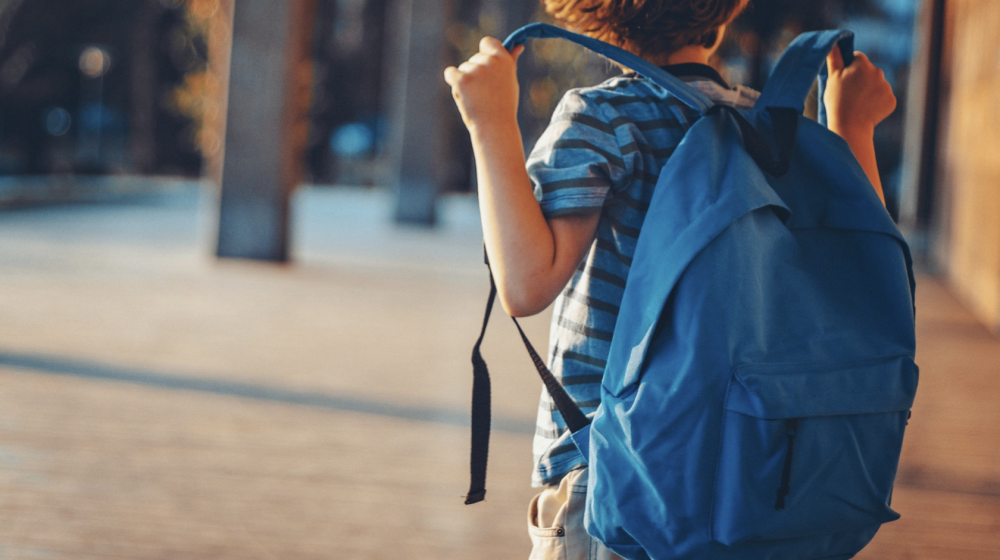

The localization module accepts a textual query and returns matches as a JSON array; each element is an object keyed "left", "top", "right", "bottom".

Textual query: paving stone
[{"left": 0, "top": 185, "right": 996, "bottom": 559}]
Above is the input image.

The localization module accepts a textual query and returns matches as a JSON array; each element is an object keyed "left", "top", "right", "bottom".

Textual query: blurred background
[{"left": 0, "top": 0, "right": 997, "bottom": 558}]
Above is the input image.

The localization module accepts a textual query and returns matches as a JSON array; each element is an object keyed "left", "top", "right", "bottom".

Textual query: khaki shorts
[{"left": 527, "top": 467, "right": 626, "bottom": 560}]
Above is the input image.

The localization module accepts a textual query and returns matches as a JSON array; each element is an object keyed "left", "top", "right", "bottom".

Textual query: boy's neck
[
  {"left": 646, "top": 44, "right": 713, "bottom": 67},
  {"left": 643, "top": 24, "right": 726, "bottom": 67},
  {"left": 666, "top": 47, "right": 712, "bottom": 66}
]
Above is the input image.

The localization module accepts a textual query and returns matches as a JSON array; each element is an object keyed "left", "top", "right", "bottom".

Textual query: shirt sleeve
[{"left": 526, "top": 89, "right": 627, "bottom": 218}]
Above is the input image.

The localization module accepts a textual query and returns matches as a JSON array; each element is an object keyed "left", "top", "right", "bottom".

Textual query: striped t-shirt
[{"left": 527, "top": 64, "right": 759, "bottom": 487}]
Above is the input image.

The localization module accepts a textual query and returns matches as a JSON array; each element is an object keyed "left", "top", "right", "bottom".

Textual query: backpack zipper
[{"left": 774, "top": 418, "right": 800, "bottom": 510}]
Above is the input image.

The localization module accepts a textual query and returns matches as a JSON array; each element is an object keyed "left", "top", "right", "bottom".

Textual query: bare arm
[
  {"left": 824, "top": 47, "right": 897, "bottom": 206},
  {"left": 444, "top": 37, "right": 600, "bottom": 317}
]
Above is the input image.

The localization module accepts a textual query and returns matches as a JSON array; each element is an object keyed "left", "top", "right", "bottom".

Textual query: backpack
[{"left": 465, "top": 23, "right": 918, "bottom": 560}]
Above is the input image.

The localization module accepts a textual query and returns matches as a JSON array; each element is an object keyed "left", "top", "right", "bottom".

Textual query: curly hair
[{"left": 541, "top": 0, "right": 747, "bottom": 58}]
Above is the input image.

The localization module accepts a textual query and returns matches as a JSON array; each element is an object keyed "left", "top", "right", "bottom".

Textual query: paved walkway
[{"left": 0, "top": 184, "right": 996, "bottom": 559}]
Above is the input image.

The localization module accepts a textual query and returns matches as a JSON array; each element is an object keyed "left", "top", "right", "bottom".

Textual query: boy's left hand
[
  {"left": 823, "top": 46, "right": 897, "bottom": 137},
  {"left": 444, "top": 37, "right": 525, "bottom": 133},
  {"left": 823, "top": 46, "right": 894, "bottom": 205}
]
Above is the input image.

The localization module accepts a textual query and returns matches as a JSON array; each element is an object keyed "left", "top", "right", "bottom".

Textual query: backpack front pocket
[{"left": 710, "top": 355, "right": 918, "bottom": 546}]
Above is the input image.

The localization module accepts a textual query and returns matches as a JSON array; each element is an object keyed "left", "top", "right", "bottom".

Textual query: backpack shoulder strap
[
  {"left": 503, "top": 23, "right": 715, "bottom": 115},
  {"left": 755, "top": 30, "right": 854, "bottom": 126},
  {"left": 465, "top": 253, "right": 590, "bottom": 505},
  {"left": 465, "top": 23, "right": 717, "bottom": 506}
]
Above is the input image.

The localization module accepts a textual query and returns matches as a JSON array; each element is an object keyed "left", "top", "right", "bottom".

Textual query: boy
[{"left": 444, "top": 1, "right": 897, "bottom": 559}]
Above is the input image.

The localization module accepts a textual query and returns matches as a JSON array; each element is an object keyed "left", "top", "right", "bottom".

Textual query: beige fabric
[{"left": 527, "top": 467, "right": 626, "bottom": 560}]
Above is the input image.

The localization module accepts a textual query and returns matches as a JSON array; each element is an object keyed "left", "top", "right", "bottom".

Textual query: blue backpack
[{"left": 465, "top": 23, "right": 918, "bottom": 560}]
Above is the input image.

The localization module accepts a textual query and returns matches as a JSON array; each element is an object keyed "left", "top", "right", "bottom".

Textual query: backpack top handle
[
  {"left": 502, "top": 22, "right": 716, "bottom": 115},
  {"left": 755, "top": 30, "right": 855, "bottom": 126},
  {"left": 504, "top": 24, "right": 855, "bottom": 127}
]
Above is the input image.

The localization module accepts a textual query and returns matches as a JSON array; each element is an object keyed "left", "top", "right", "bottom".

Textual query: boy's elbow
[{"left": 497, "top": 286, "right": 551, "bottom": 318}]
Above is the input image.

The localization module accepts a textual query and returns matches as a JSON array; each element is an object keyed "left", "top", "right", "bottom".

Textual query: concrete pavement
[{"left": 0, "top": 183, "right": 996, "bottom": 559}]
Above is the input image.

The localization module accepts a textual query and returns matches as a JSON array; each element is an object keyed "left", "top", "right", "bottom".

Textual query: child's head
[{"left": 542, "top": 0, "right": 748, "bottom": 60}]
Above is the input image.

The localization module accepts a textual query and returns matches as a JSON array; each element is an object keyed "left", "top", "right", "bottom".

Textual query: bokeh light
[
  {"left": 78, "top": 45, "right": 111, "bottom": 78},
  {"left": 43, "top": 106, "right": 72, "bottom": 136}
]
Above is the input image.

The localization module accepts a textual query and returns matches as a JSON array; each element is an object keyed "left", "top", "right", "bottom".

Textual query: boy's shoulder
[
  {"left": 550, "top": 74, "right": 700, "bottom": 133},
  {"left": 554, "top": 73, "right": 759, "bottom": 121},
  {"left": 571, "top": 74, "right": 674, "bottom": 101},
  {"left": 556, "top": 74, "right": 682, "bottom": 115}
]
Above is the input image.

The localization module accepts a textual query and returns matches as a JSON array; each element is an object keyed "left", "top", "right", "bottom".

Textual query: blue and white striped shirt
[{"left": 527, "top": 65, "right": 759, "bottom": 486}]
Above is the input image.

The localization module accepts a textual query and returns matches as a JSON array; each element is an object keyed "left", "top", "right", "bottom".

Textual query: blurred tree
[
  {"left": 168, "top": 0, "right": 229, "bottom": 173},
  {"left": 305, "top": 0, "right": 389, "bottom": 185},
  {"left": 0, "top": 0, "right": 207, "bottom": 176},
  {"left": 0, "top": 0, "right": 136, "bottom": 173}
]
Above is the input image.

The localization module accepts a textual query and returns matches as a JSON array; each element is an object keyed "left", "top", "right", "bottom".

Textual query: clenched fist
[
  {"left": 444, "top": 37, "right": 525, "bottom": 133},
  {"left": 824, "top": 46, "right": 897, "bottom": 138}
]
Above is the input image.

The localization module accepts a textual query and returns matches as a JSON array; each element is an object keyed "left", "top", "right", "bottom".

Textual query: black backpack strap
[
  {"left": 509, "top": 314, "right": 590, "bottom": 431},
  {"left": 465, "top": 256, "right": 590, "bottom": 505},
  {"left": 465, "top": 267, "right": 496, "bottom": 504}
]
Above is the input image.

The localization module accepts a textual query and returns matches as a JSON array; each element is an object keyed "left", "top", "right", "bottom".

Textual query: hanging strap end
[{"left": 464, "top": 489, "right": 487, "bottom": 505}]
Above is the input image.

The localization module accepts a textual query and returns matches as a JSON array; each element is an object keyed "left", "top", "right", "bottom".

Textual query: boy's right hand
[
  {"left": 444, "top": 37, "right": 525, "bottom": 133},
  {"left": 823, "top": 46, "right": 896, "bottom": 138}
]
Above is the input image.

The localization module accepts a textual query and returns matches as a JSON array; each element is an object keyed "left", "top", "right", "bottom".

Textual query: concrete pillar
[
  {"left": 217, "top": 0, "right": 315, "bottom": 261},
  {"left": 384, "top": 0, "right": 449, "bottom": 225},
  {"left": 898, "top": 0, "right": 945, "bottom": 249}
]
